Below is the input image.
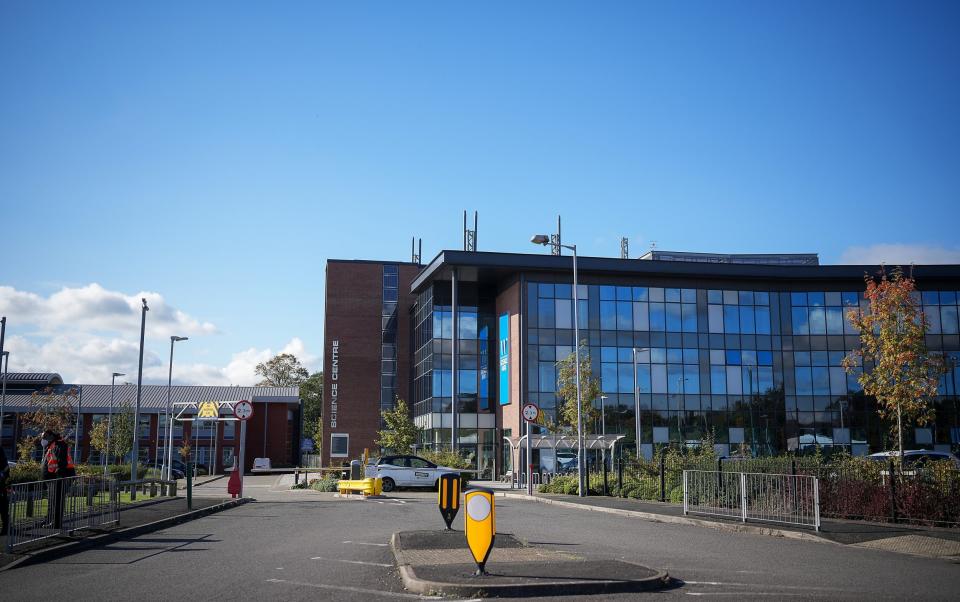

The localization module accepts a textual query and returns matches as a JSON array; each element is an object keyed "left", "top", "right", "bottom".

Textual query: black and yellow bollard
[
  {"left": 464, "top": 488, "right": 496, "bottom": 576},
  {"left": 437, "top": 472, "right": 460, "bottom": 530}
]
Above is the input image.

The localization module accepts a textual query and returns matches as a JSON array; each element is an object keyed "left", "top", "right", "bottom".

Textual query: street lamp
[
  {"left": 632, "top": 347, "right": 650, "bottom": 460},
  {"left": 0, "top": 350, "right": 8, "bottom": 449},
  {"left": 532, "top": 234, "right": 585, "bottom": 496},
  {"left": 165, "top": 336, "right": 188, "bottom": 480},
  {"left": 599, "top": 395, "right": 608, "bottom": 470},
  {"left": 131, "top": 298, "right": 148, "bottom": 495},
  {"left": 105, "top": 372, "right": 125, "bottom": 474},
  {"left": 675, "top": 376, "right": 689, "bottom": 445}
]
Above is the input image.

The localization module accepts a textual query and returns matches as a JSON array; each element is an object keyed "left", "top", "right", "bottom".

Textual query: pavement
[
  {"left": 500, "top": 490, "right": 960, "bottom": 560},
  {"left": 0, "top": 487, "right": 958, "bottom": 600},
  {"left": 392, "top": 529, "right": 669, "bottom": 597}
]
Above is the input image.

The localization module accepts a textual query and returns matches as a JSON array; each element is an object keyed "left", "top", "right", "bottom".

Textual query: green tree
[
  {"left": 255, "top": 353, "right": 309, "bottom": 387},
  {"left": 89, "top": 404, "right": 135, "bottom": 464},
  {"left": 555, "top": 343, "right": 602, "bottom": 433},
  {"left": 300, "top": 371, "right": 323, "bottom": 424},
  {"left": 375, "top": 397, "right": 421, "bottom": 454},
  {"left": 17, "top": 387, "right": 77, "bottom": 461},
  {"left": 299, "top": 371, "right": 323, "bottom": 453},
  {"left": 843, "top": 267, "right": 950, "bottom": 459}
]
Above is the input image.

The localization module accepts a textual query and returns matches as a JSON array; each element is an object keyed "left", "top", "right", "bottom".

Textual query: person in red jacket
[{"left": 40, "top": 430, "right": 75, "bottom": 529}]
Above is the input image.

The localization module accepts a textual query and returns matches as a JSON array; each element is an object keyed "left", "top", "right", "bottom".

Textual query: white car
[
  {"left": 365, "top": 455, "right": 460, "bottom": 492},
  {"left": 867, "top": 450, "right": 960, "bottom": 469}
]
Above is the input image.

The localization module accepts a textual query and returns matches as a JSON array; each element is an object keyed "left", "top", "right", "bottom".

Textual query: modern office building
[
  {"left": 0, "top": 374, "right": 301, "bottom": 473},
  {"left": 323, "top": 248, "right": 960, "bottom": 478}
]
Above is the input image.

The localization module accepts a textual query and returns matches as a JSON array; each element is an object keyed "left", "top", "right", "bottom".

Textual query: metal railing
[
  {"left": 6, "top": 474, "right": 121, "bottom": 552},
  {"left": 683, "top": 470, "right": 820, "bottom": 531},
  {"left": 301, "top": 454, "right": 323, "bottom": 468}
]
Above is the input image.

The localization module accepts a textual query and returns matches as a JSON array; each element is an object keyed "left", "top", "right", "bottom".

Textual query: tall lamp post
[
  {"left": 131, "top": 298, "right": 148, "bottom": 497},
  {"left": 0, "top": 350, "right": 9, "bottom": 449},
  {"left": 599, "top": 394, "right": 608, "bottom": 470},
  {"left": 105, "top": 372, "right": 125, "bottom": 474},
  {"left": 165, "top": 336, "right": 188, "bottom": 480},
  {"left": 675, "top": 376, "right": 689, "bottom": 445},
  {"left": 531, "top": 234, "right": 585, "bottom": 497},
  {"left": 632, "top": 347, "right": 650, "bottom": 460}
]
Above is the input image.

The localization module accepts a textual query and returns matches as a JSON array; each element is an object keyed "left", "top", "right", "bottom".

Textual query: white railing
[
  {"left": 5, "top": 474, "right": 121, "bottom": 552},
  {"left": 683, "top": 470, "right": 820, "bottom": 531}
]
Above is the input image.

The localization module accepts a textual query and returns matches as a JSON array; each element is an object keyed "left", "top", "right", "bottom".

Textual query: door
[{"left": 408, "top": 457, "right": 436, "bottom": 487}]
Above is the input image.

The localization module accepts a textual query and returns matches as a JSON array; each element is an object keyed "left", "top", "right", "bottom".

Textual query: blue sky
[{"left": 1, "top": 1, "right": 959, "bottom": 384}]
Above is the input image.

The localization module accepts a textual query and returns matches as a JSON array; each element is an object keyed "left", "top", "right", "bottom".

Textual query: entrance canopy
[{"left": 504, "top": 434, "right": 625, "bottom": 451}]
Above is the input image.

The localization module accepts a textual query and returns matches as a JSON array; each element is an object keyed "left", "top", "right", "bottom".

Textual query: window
[
  {"left": 410, "top": 458, "right": 433, "bottom": 469},
  {"left": 330, "top": 434, "right": 349, "bottom": 457}
]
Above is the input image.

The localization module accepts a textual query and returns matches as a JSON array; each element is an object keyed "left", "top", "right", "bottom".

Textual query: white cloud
[
  {"left": 839, "top": 244, "right": 960, "bottom": 265},
  {"left": 0, "top": 284, "right": 316, "bottom": 386},
  {"left": 0, "top": 283, "right": 217, "bottom": 338}
]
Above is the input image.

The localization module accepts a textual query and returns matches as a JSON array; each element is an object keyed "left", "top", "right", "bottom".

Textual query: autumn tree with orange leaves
[{"left": 842, "top": 267, "right": 949, "bottom": 460}]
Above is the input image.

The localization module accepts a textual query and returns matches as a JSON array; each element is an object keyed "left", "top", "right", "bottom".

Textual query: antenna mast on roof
[
  {"left": 411, "top": 237, "right": 422, "bottom": 265},
  {"left": 621, "top": 237, "right": 629, "bottom": 259},
  {"left": 463, "top": 210, "right": 477, "bottom": 252},
  {"left": 550, "top": 215, "right": 562, "bottom": 256}
]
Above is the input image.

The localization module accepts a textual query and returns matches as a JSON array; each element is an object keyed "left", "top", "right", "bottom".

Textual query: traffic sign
[
  {"left": 464, "top": 488, "right": 496, "bottom": 575},
  {"left": 437, "top": 473, "right": 461, "bottom": 530},
  {"left": 522, "top": 403, "right": 539, "bottom": 423},
  {"left": 233, "top": 400, "right": 254, "bottom": 421},
  {"left": 197, "top": 401, "right": 219, "bottom": 419}
]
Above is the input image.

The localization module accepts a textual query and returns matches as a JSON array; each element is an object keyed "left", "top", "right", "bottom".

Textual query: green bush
[
  {"left": 310, "top": 477, "right": 340, "bottom": 492},
  {"left": 418, "top": 450, "right": 473, "bottom": 487}
]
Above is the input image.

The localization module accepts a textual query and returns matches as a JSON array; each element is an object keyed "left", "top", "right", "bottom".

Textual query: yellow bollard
[{"left": 464, "top": 488, "right": 495, "bottom": 575}]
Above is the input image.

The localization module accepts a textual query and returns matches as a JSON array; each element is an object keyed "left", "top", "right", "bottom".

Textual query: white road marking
[
  {"left": 267, "top": 578, "right": 442, "bottom": 599},
  {"left": 311, "top": 556, "right": 393, "bottom": 567},
  {"left": 343, "top": 541, "right": 389, "bottom": 547}
]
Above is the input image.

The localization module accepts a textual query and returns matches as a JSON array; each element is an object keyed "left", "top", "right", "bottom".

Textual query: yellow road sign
[
  {"left": 197, "top": 401, "right": 219, "bottom": 419},
  {"left": 464, "top": 488, "right": 495, "bottom": 575},
  {"left": 438, "top": 473, "right": 460, "bottom": 530}
]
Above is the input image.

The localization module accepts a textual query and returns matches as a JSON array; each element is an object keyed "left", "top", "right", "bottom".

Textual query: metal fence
[
  {"left": 683, "top": 470, "right": 820, "bottom": 530},
  {"left": 300, "top": 454, "right": 323, "bottom": 468},
  {"left": 6, "top": 474, "right": 120, "bottom": 552}
]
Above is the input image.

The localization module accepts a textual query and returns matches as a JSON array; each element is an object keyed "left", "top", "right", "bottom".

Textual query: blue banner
[{"left": 498, "top": 313, "right": 510, "bottom": 405}]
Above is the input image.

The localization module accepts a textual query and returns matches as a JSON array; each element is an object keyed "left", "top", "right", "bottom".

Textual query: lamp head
[
  {"left": 172, "top": 336, "right": 188, "bottom": 342},
  {"left": 530, "top": 234, "right": 550, "bottom": 245},
  {"left": 113, "top": 372, "right": 125, "bottom": 377}
]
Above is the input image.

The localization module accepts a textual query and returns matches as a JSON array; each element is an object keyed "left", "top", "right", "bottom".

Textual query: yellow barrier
[{"left": 337, "top": 478, "right": 383, "bottom": 496}]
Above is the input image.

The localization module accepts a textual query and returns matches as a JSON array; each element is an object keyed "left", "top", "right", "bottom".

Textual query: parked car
[
  {"left": 364, "top": 455, "right": 461, "bottom": 492},
  {"left": 867, "top": 450, "right": 960, "bottom": 469}
]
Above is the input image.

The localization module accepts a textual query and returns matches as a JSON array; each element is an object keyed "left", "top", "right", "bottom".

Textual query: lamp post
[
  {"left": 599, "top": 394, "right": 608, "bottom": 470},
  {"left": 632, "top": 347, "right": 650, "bottom": 460},
  {"left": 105, "top": 372, "right": 125, "bottom": 474},
  {"left": 0, "top": 350, "right": 8, "bottom": 449},
  {"left": 165, "top": 336, "right": 188, "bottom": 480},
  {"left": 532, "top": 234, "right": 584, "bottom": 496},
  {"left": 748, "top": 367, "right": 756, "bottom": 456},
  {"left": 131, "top": 298, "right": 148, "bottom": 497}
]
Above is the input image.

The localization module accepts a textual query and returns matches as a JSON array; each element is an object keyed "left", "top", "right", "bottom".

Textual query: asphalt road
[{"left": 0, "top": 488, "right": 956, "bottom": 601}]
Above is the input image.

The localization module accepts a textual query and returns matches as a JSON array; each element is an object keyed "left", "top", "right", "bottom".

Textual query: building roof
[
  {"left": 410, "top": 250, "right": 960, "bottom": 293},
  {"left": 1, "top": 373, "right": 64, "bottom": 386},
  {"left": 0, "top": 384, "right": 300, "bottom": 412},
  {"left": 638, "top": 250, "right": 820, "bottom": 266}
]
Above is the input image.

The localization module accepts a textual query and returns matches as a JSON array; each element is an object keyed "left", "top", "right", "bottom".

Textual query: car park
[{"left": 364, "top": 455, "right": 460, "bottom": 492}]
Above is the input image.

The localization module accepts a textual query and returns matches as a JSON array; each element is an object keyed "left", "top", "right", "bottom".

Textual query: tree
[
  {"left": 89, "top": 404, "right": 135, "bottom": 465},
  {"left": 17, "top": 387, "right": 77, "bottom": 461},
  {"left": 299, "top": 371, "right": 323, "bottom": 453},
  {"left": 256, "top": 353, "right": 309, "bottom": 387},
  {"left": 843, "top": 267, "right": 949, "bottom": 460},
  {"left": 300, "top": 372, "right": 323, "bottom": 425},
  {"left": 555, "top": 343, "right": 602, "bottom": 434},
  {"left": 375, "top": 397, "right": 421, "bottom": 454}
]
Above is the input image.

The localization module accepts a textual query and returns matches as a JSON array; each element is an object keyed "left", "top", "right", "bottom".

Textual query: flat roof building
[{"left": 323, "top": 248, "right": 960, "bottom": 478}]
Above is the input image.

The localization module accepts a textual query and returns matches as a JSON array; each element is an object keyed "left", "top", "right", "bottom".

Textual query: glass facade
[
  {"left": 411, "top": 280, "right": 497, "bottom": 477},
  {"left": 380, "top": 264, "right": 400, "bottom": 425},
  {"left": 526, "top": 281, "right": 960, "bottom": 457}
]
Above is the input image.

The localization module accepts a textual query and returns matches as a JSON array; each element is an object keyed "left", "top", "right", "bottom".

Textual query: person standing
[
  {"left": 0, "top": 446, "right": 9, "bottom": 536},
  {"left": 40, "top": 431, "right": 75, "bottom": 529}
]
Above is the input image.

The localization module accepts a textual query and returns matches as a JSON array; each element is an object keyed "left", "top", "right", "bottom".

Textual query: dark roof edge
[{"left": 410, "top": 250, "right": 960, "bottom": 292}]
